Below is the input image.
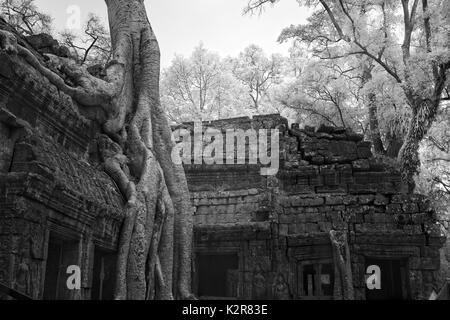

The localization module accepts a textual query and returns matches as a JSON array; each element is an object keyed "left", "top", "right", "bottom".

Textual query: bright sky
[{"left": 34, "top": 0, "right": 311, "bottom": 68}]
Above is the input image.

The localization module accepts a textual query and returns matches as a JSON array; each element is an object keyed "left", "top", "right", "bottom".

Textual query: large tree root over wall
[{"left": 0, "top": 0, "right": 194, "bottom": 300}]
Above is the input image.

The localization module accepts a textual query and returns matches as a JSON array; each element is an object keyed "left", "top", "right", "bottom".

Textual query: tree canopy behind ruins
[{"left": 245, "top": 0, "right": 450, "bottom": 193}]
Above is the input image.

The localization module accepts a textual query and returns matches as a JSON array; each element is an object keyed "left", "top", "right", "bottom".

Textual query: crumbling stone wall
[
  {"left": 185, "top": 115, "right": 446, "bottom": 300},
  {"left": 0, "top": 26, "right": 124, "bottom": 300}
]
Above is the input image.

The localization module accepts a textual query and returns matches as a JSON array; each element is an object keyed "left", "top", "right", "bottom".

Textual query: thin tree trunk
[
  {"left": 368, "top": 94, "right": 385, "bottom": 154},
  {"left": 385, "top": 131, "right": 403, "bottom": 158},
  {"left": 330, "top": 230, "right": 354, "bottom": 300},
  {"left": 362, "top": 64, "right": 385, "bottom": 155}
]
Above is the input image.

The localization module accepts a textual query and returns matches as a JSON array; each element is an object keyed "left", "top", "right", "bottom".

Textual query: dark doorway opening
[
  {"left": 43, "top": 235, "right": 79, "bottom": 300},
  {"left": 91, "top": 248, "right": 116, "bottom": 300},
  {"left": 197, "top": 253, "right": 239, "bottom": 299},
  {"left": 365, "top": 258, "right": 410, "bottom": 300}
]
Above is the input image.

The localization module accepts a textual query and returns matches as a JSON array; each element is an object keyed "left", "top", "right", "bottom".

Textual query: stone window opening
[
  {"left": 43, "top": 234, "right": 79, "bottom": 300},
  {"left": 297, "top": 260, "right": 335, "bottom": 300},
  {"left": 365, "top": 258, "right": 410, "bottom": 300},
  {"left": 91, "top": 247, "right": 116, "bottom": 300}
]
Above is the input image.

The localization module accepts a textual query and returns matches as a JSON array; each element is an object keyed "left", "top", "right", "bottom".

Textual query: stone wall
[
  {"left": 185, "top": 115, "right": 446, "bottom": 300},
  {"left": 0, "top": 121, "right": 12, "bottom": 172},
  {"left": 0, "top": 26, "right": 124, "bottom": 300}
]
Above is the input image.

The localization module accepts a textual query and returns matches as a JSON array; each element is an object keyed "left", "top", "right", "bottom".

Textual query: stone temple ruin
[
  {"left": 183, "top": 116, "right": 446, "bottom": 300},
  {"left": 0, "top": 23, "right": 447, "bottom": 300}
]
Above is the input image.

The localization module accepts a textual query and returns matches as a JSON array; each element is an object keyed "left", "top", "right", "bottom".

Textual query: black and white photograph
[{"left": 0, "top": 0, "right": 449, "bottom": 311}]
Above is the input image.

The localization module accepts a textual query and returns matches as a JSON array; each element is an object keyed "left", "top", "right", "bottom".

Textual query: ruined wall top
[
  {"left": 0, "top": 21, "right": 124, "bottom": 222},
  {"left": 175, "top": 113, "right": 404, "bottom": 195}
]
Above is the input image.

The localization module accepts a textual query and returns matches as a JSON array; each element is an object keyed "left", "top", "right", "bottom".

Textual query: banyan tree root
[
  {"left": 0, "top": 0, "right": 194, "bottom": 300},
  {"left": 330, "top": 230, "right": 354, "bottom": 300}
]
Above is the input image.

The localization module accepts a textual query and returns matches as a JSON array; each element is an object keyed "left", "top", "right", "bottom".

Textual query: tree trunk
[
  {"left": 104, "top": 0, "right": 194, "bottom": 300},
  {"left": 330, "top": 230, "right": 354, "bottom": 300},
  {"left": 398, "top": 98, "right": 440, "bottom": 193},
  {"left": 368, "top": 94, "right": 386, "bottom": 155},
  {"left": 362, "top": 64, "right": 385, "bottom": 155},
  {"left": 0, "top": 0, "right": 194, "bottom": 300},
  {"left": 385, "top": 131, "right": 403, "bottom": 158},
  {"left": 398, "top": 58, "right": 448, "bottom": 192}
]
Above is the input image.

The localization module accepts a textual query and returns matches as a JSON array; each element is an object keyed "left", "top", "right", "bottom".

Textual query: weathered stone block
[
  {"left": 357, "top": 142, "right": 373, "bottom": 159},
  {"left": 352, "top": 159, "right": 370, "bottom": 171},
  {"left": 305, "top": 223, "right": 320, "bottom": 233},
  {"left": 402, "top": 203, "right": 419, "bottom": 214},
  {"left": 196, "top": 206, "right": 209, "bottom": 215},
  {"left": 310, "top": 156, "right": 325, "bottom": 165},
  {"left": 226, "top": 204, "right": 237, "bottom": 215},
  {"left": 374, "top": 194, "right": 389, "bottom": 206},
  {"left": 294, "top": 214, "right": 306, "bottom": 224},
  {"left": 291, "top": 197, "right": 325, "bottom": 207},
  {"left": 357, "top": 195, "right": 375, "bottom": 205},
  {"left": 279, "top": 214, "right": 294, "bottom": 224},
  {"left": 326, "top": 196, "right": 344, "bottom": 205},
  {"left": 288, "top": 224, "right": 298, "bottom": 235},
  {"left": 318, "top": 222, "right": 333, "bottom": 232},
  {"left": 386, "top": 204, "right": 403, "bottom": 214},
  {"left": 316, "top": 185, "right": 348, "bottom": 194},
  {"left": 304, "top": 207, "right": 319, "bottom": 214},
  {"left": 320, "top": 165, "right": 339, "bottom": 185},
  {"left": 279, "top": 224, "right": 288, "bottom": 235},
  {"left": 420, "top": 257, "right": 440, "bottom": 270},
  {"left": 343, "top": 196, "right": 358, "bottom": 205}
]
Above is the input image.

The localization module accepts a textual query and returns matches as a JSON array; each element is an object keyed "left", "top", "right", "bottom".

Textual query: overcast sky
[{"left": 35, "top": 0, "right": 311, "bottom": 68}]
